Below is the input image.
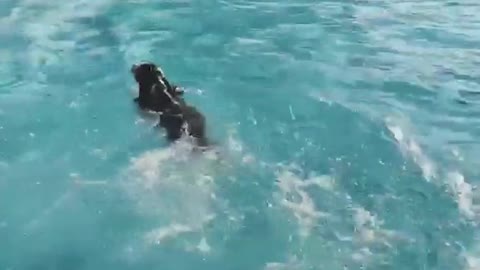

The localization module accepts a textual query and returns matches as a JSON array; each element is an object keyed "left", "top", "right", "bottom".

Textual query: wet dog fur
[
  {"left": 131, "top": 62, "right": 184, "bottom": 112},
  {"left": 131, "top": 62, "right": 209, "bottom": 147}
]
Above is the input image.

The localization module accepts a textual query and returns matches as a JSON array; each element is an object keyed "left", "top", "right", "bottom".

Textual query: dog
[
  {"left": 158, "top": 101, "right": 209, "bottom": 147},
  {"left": 130, "top": 62, "right": 184, "bottom": 112},
  {"left": 130, "top": 62, "right": 209, "bottom": 148}
]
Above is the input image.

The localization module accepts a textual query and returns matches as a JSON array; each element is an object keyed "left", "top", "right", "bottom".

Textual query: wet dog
[
  {"left": 130, "top": 62, "right": 184, "bottom": 112},
  {"left": 130, "top": 62, "right": 209, "bottom": 148},
  {"left": 158, "top": 100, "right": 209, "bottom": 147}
]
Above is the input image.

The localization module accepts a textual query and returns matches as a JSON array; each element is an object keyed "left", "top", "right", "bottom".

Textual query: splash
[
  {"left": 121, "top": 139, "right": 220, "bottom": 243},
  {"left": 275, "top": 166, "right": 334, "bottom": 237},
  {"left": 386, "top": 117, "right": 437, "bottom": 181},
  {"left": 447, "top": 171, "right": 477, "bottom": 219}
]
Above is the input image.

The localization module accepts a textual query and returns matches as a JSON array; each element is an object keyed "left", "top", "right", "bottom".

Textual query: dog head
[
  {"left": 130, "top": 62, "right": 165, "bottom": 85},
  {"left": 131, "top": 61, "right": 182, "bottom": 112}
]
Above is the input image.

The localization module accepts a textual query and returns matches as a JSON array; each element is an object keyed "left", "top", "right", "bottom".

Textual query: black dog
[
  {"left": 131, "top": 62, "right": 209, "bottom": 147},
  {"left": 158, "top": 101, "right": 209, "bottom": 147},
  {"left": 130, "top": 62, "right": 184, "bottom": 112}
]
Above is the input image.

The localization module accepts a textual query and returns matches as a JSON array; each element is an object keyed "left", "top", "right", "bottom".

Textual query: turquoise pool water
[{"left": 1, "top": 1, "right": 480, "bottom": 269}]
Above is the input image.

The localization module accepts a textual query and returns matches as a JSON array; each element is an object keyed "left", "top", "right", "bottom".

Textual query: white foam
[
  {"left": 386, "top": 118, "right": 480, "bottom": 220},
  {"left": 90, "top": 148, "right": 108, "bottom": 160},
  {"left": 227, "top": 128, "right": 244, "bottom": 153},
  {"left": 73, "top": 179, "right": 108, "bottom": 186},
  {"left": 465, "top": 257, "right": 480, "bottom": 270},
  {"left": 242, "top": 154, "right": 255, "bottom": 164},
  {"left": 265, "top": 256, "right": 303, "bottom": 270},
  {"left": 144, "top": 224, "right": 193, "bottom": 245},
  {"left": 350, "top": 206, "right": 406, "bottom": 255},
  {"left": 451, "top": 148, "right": 465, "bottom": 161},
  {"left": 196, "top": 237, "right": 211, "bottom": 253},
  {"left": 353, "top": 207, "right": 378, "bottom": 243},
  {"left": 275, "top": 168, "right": 333, "bottom": 237},
  {"left": 224, "top": 127, "right": 259, "bottom": 168},
  {"left": 463, "top": 236, "right": 480, "bottom": 270},
  {"left": 386, "top": 118, "right": 437, "bottom": 181},
  {"left": 465, "top": 244, "right": 480, "bottom": 270},
  {"left": 16, "top": 0, "right": 112, "bottom": 66},
  {"left": 0, "top": 0, "right": 115, "bottom": 93},
  {"left": 447, "top": 171, "right": 478, "bottom": 219},
  {"left": 235, "top": 37, "right": 266, "bottom": 45},
  {"left": 120, "top": 139, "right": 224, "bottom": 247},
  {"left": 68, "top": 101, "right": 80, "bottom": 109},
  {"left": 288, "top": 105, "right": 296, "bottom": 121},
  {"left": 351, "top": 247, "right": 373, "bottom": 262}
]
